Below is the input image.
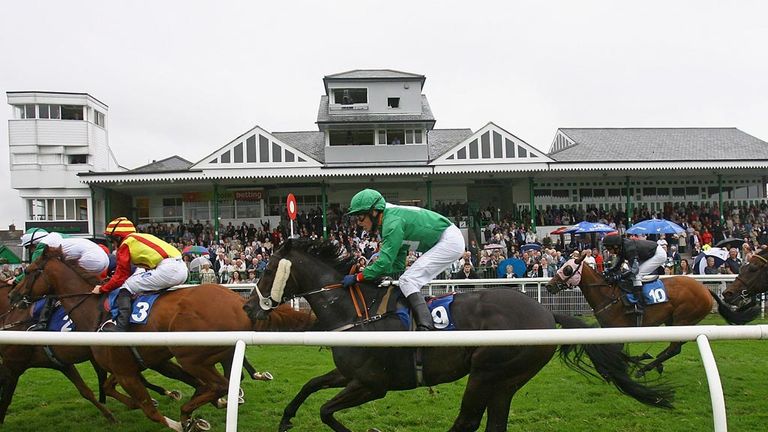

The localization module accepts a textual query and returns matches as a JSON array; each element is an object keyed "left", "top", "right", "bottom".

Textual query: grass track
[{"left": 3, "top": 317, "right": 767, "bottom": 431}]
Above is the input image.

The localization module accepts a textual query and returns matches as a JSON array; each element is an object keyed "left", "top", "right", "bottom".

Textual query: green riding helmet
[{"left": 347, "top": 189, "right": 386, "bottom": 215}]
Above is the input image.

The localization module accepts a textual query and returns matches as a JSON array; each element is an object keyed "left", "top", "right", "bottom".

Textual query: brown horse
[
  {"left": 546, "top": 256, "right": 757, "bottom": 376},
  {"left": 721, "top": 247, "right": 768, "bottom": 310},
  {"left": 8, "top": 246, "right": 314, "bottom": 431}
]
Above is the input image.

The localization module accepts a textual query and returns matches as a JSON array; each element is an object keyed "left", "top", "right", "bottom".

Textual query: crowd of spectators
[{"left": 125, "top": 200, "right": 768, "bottom": 284}]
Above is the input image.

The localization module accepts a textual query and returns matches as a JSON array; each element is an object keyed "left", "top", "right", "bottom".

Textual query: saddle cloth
[
  {"left": 626, "top": 279, "right": 669, "bottom": 305},
  {"left": 396, "top": 294, "right": 457, "bottom": 330},
  {"left": 31, "top": 299, "right": 75, "bottom": 331},
  {"left": 104, "top": 291, "right": 161, "bottom": 324}
]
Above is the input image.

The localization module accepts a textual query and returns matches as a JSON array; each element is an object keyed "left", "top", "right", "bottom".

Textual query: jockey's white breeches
[
  {"left": 634, "top": 246, "right": 668, "bottom": 286},
  {"left": 398, "top": 224, "right": 465, "bottom": 296},
  {"left": 122, "top": 257, "right": 189, "bottom": 294}
]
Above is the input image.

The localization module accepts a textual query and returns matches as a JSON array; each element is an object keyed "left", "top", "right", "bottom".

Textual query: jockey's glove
[{"left": 342, "top": 273, "right": 363, "bottom": 288}]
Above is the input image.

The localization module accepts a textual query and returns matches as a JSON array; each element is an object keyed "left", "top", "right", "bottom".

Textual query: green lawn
[{"left": 4, "top": 317, "right": 767, "bottom": 432}]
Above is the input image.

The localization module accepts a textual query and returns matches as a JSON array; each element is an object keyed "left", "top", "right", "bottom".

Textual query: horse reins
[
  {"left": 732, "top": 253, "right": 768, "bottom": 300},
  {"left": 560, "top": 260, "right": 622, "bottom": 317}
]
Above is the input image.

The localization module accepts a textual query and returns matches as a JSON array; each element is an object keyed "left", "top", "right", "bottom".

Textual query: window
[
  {"left": 387, "top": 97, "right": 400, "bottom": 108},
  {"left": 183, "top": 201, "right": 211, "bottom": 221},
  {"left": 162, "top": 198, "right": 182, "bottom": 220},
  {"left": 22, "top": 105, "right": 36, "bottom": 119},
  {"left": 332, "top": 88, "right": 367, "bottom": 105},
  {"left": 387, "top": 130, "right": 405, "bottom": 145},
  {"left": 26, "top": 198, "right": 89, "bottom": 221},
  {"left": 94, "top": 110, "right": 105, "bottom": 127},
  {"left": 61, "top": 105, "right": 84, "bottom": 120},
  {"left": 329, "top": 130, "right": 375, "bottom": 146},
  {"left": 68, "top": 154, "right": 88, "bottom": 164}
]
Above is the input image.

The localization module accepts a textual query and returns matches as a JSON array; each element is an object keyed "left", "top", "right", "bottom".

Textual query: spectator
[
  {"left": 199, "top": 262, "right": 217, "bottom": 284},
  {"left": 527, "top": 263, "right": 543, "bottom": 278},
  {"left": 678, "top": 258, "right": 692, "bottom": 275},
  {"left": 230, "top": 270, "right": 243, "bottom": 284},
  {"left": 582, "top": 249, "right": 596, "bottom": 270},
  {"left": 703, "top": 256, "right": 721, "bottom": 274},
  {"left": 502, "top": 264, "right": 517, "bottom": 279},
  {"left": 724, "top": 248, "right": 742, "bottom": 274},
  {"left": 245, "top": 269, "right": 258, "bottom": 283},
  {"left": 452, "top": 263, "right": 479, "bottom": 279}
]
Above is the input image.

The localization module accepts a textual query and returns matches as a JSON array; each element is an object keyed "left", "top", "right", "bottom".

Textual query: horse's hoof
[
  {"left": 215, "top": 398, "right": 227, "bottom": 409},
  {"left": 278, "top": 420, "right": 294, "bottom": 432},
  {"left": 183, "top": 417, "right": 211, "bottom": 432},
  {"left": 167, "top": 390, "right": 183, "bottom": 401},
  {"left": 253, "top": 371, "right": 274, "bottom": 381},
  {"left": 151, "top": 398, "right": 159, "bottom": 407}
]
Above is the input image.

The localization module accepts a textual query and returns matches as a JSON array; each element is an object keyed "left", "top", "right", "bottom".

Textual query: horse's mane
[
  {"left": 43, "top": 246, "right": 102, "bottom": 285},
  {"left": 278, "top": 238, "right": 355, "bottom": 275}
]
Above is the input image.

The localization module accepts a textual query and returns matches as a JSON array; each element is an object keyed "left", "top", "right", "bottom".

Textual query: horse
[
  {"left": 8, "top": 246, "right": 315, "bottom": 431},
  {"left": 721, "top": 247, "right": 768, "bottom": 310},
  {"left": 242, "top": 238, "right": 674, "bottom": 432},
  {"left": 545, "top": 256, "right": 758, "bottom": 377}
]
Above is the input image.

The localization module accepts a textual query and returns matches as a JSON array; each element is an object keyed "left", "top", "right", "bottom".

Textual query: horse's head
[
  {"left": 9, "top": 245, "right": 62, "bottom": 309},
  {"left": 546, "top": 257, "right": 583, "bottom": 294},
  {"left": 722, "top": 249, "right": 768, "bottom": 309},
  {"left": 243, "top": 238, "right": 350, "bottom": 321}
]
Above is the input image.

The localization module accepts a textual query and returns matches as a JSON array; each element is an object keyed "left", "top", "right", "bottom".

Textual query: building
[{"left": 7, "top": 70, "right": 768, "bottom": 242}]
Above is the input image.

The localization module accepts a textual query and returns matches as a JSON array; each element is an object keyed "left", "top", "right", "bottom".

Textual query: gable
[
  {"left": 192, "top": 126, "right": 322, "bottom": 169},
  {"left": 432, "top": 122, "right": 552, "bottom": 165}
]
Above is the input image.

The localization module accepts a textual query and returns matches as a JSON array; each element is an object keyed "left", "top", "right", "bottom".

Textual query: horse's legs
[
  {"left": 0, "top": 371, "right": 19, "bottom": 424},
  {"left": 60, "top": 365, "right": 117, "bottom": 423},
  {"left": 93, "top": 361, "right": 108, "bottom": 403},
  {"left": 112, "top": 372, "right": 182, "bottom": 431},
  {"left": 149, "top": 360, "right": 198, "bottom": 400},
  {"left": 636, "top": 342, "right": 685, "bottom": 377},
  {"left": 318, "top": 380, "right": 387, "bottom": 432},
  {"left": 175, "top": 364, "right": 229, "bottom": 423},
  {"left": 103, "top": 373, "right": 141, "bottom": 409},
  {"left": 448, "top": 374, "right": 492, "bottom": 432},
  {"left": 280, "top": 368, "right": 350, "bottom": 432}
]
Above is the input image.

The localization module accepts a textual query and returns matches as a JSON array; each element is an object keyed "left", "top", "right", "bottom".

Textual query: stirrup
[
  {"left": 97, "top": 319, "right": 117, "bottom": 332},
  {"left": 26, "top": 322, "right": 48, "bottom": 331}
]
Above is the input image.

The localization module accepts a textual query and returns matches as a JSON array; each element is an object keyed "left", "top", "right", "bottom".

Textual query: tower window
[
  {"left": 332, "top": 88, "right": 367, "bottom": 105},
  {"left": 68, "top": 154, "right": 88, "bottom": 164},
  {"left": 387, "top": 97, "right": 400, "bottom": 108}
]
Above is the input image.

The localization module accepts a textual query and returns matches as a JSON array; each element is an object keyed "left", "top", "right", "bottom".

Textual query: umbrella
[
  {"left": 550, "top": 226, "right": 570, "bottom": 235},
  {"left": 715, "top": 237, "right": 746, "bottom": 250},
  {"left": 626, "top": 219, "right": 685, "bottom": 235},
  {"left": 497, "top": 257, "right": 527, "bottom": 278},
  {"left": 483, "top": 243, "right": 506, "bottom": 251},
  {"left": 520, "top": 243, "right": 541, "bottom": 252},
  {"left": 563, "top": 221, "right": 616, "bottom": 234},
  {"left": 189, "top": 256, "right": 211, "bottom": 272},
  {"left": 693, "top": 248, "right": 728, "bottom": 274},
  {"left": 182, "top": 245, "right": 210, "bottom": 256}
]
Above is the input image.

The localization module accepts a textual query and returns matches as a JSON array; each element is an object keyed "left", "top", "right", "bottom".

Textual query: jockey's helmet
[
  {"left": 602, "top": 235, "right": 623, "bottom": 249},
  {"left": 105, "top": 217, "right": 136, "bottom": 239},
  {"left": 19, "top": 228, "right": 49, "bottom": 248},
  {"left": 347, "top": 189, "right": 386, "bottom": 216}
]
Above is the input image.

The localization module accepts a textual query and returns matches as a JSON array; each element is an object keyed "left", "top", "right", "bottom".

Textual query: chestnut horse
[
  {"left": 9, "top": 246, "right": 314, "bottom": 431},
  {"left": 546, "top": 256, "right": 757, "bottom": 376},
  {"left": 721, "top": 246, "right": 768, "bottom": 311},
  {"left": 243, "top": 238, "right": 673, "bottom": 432}
]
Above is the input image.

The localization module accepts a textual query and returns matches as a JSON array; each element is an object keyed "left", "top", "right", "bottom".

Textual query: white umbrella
[
  {"left": 693, "top": 248, "right": 728, "bottom": 274},
  {"left": 189, "top": 256, "right": 211, "bottom": 273}
]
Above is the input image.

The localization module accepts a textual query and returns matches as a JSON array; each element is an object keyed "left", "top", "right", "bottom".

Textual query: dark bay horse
[
  {"left": 546, "top": 256, "right": 758, "bottom": 377},
  {"left": 8, "top": 246, "right": 314, "bottom": 431},
  {"left": 243, "top": 238, "right": 673, "bottom": 432},
  {"left": 722, "top": 247, "right": 768, "bottom": 310}
]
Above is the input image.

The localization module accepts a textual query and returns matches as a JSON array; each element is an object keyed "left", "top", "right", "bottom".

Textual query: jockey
[
  {"left": 602, "top": 234, "right": 667, "bottom": 315},
  {"left": 91, "top": 217, "right": 188, "bottom": 332},
  {"left": 342, "top": 189, "right": 465, "bottom": 330},
  {"left": 19, "top": 228, "right": 110, "bottom": 331}
]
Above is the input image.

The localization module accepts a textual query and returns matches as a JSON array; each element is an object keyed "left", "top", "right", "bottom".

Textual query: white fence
[{"left": 1, "top": 275, "right": 761, "bottom": 432}]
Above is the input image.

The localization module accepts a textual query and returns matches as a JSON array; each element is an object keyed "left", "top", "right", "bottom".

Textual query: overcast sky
[{"left": 2, "top": 0, "right": 767, "bottom": 228}]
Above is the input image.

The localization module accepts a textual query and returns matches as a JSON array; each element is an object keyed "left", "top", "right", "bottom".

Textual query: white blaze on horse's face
[
  {"left": 257, "top": 258, "right": 293, "bottom": 311},
  {"left": 556, "top": 259, "right": 581, "bottom": 287}
]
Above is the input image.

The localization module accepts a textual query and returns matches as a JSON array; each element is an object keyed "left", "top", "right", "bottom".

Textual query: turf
[{"left": 3, "top": 317, "right": 767, "bottom": 431}]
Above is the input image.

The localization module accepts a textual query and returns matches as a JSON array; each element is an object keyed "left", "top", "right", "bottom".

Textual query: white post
[
  {"left": 696, "top": 334, "right": 727, "bottom": 432},
  {"left": 225, "top": 340, "right": 247, "bottom": 432}
]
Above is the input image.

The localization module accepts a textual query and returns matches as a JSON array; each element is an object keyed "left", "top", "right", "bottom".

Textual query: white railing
[{"left": 1, "top": 325, "right": 766, "bottom": 431}]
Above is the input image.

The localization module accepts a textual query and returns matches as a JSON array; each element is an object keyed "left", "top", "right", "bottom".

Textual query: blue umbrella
[
  {"left": 497, "top": 258, "right": 527, "bottom": 278},
  {"left": 520, "top": 243, "right": 541, "bottom": 252},
  {"left": 563, "top": 221, "right": 616, "bottom": 234},
  {"left": 626, "top": 219, "right": 685, "bottom": 235}
]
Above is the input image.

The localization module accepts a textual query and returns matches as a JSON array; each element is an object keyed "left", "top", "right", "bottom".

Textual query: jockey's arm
[{"left": 96, "top": 244, "right": 132, "bottom": 294}]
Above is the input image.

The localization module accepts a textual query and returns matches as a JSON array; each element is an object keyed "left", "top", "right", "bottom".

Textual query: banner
[{"left": 234, "top": 190, "right": 264, "bottom": 201}]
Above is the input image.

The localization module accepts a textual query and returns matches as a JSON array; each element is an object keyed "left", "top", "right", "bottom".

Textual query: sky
[{"left": 2, "top": 0, "right": 768, "bottom": 228}]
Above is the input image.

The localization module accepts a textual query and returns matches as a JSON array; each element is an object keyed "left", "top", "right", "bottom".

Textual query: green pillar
[
  {"left": 426, "top": 180, "right": 432, "bottom": 210},
  {"left": 321, "top": 182, "right": 328, "bottom": 239},
  {"left": 625, "top": 176, "right": 633, "bottom": 227},
  {"left": 718, "top": 174, "right": 724, "bottom": 223},
  {"left": 213, "top": 183, "right": 220, "bottom": 242},
  {"left": 528, "top": 177, "right": 536, "bottom": 231}
]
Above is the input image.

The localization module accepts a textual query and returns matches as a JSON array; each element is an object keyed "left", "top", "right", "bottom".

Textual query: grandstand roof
[
  {"left": 549, "top": 128, "right": 768, "bottom": 162},
  {"left": 129, "top": 156, "right": 194, "bottom": 173}
]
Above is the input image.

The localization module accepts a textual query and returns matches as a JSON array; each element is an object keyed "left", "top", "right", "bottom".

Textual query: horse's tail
[
  {"left": 553, "top": 313, "right": 675, "bottom": 409},
  {"left": 709, "top": 290, "right": 760, "bottom": 325}
]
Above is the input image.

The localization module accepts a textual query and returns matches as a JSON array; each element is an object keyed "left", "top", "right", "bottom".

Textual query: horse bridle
[
  {"left": 731, "top": 253, "right": 768, "bottom": 304},
  {"left": 557, "top": 259, "right": 621, "bottom": 317},
  {"left": 14, "top": 256, "right": 94, "bottom": 315}
]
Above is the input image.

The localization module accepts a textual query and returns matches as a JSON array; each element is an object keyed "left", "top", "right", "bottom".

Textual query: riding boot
[
  {"left": 625, "top": 283, "right": 645, "bottom": 316},
  {"left": 102, "top": 289, "right": 132, "bottom": 332},
  {"left": 27, "top": 298, "right": 54, "bottom": 331},
  {"left": 406, "top": 292, "right": 434, "bottom": 331}
]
